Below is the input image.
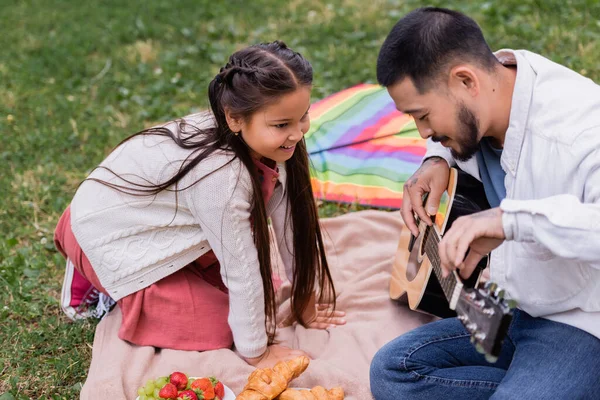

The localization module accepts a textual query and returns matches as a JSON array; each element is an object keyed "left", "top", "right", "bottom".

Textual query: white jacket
[
  {"left": 71, "top": 112, "right": 295, "bottom": 357},
  {"left": 425, "top": 49, "right": 600, "bottom": 339}
]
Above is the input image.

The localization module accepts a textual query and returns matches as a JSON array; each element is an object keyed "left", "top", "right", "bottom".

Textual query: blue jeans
[{"left": 370, "top": 309, "right": 600, "bottom": 399}]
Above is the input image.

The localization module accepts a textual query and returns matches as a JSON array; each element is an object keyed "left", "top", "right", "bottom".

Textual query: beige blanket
[{"left": 81, "top": 210, "right": 434, "bottom": 399}]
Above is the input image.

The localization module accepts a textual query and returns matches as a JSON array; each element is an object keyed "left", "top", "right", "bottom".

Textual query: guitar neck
[{"left": 423, "top": 227, "right": 464, "bottom": 310}]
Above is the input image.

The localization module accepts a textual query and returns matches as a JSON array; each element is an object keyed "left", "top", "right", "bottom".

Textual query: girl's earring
[{"left": 234, "top": 131, "right": 240, "bottom": 136}]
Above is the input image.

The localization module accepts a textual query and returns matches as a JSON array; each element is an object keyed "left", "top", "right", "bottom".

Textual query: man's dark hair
[{"left": 377, "top": 7, "right": 498, "bottom": 92}]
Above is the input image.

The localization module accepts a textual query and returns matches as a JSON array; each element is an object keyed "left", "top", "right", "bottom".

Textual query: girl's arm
[
  {"left": 270, "top": 190, "right": 346, "bottom": 329},
  {"left": 184, "top": 154, "right": 267, "bottom": 358}
]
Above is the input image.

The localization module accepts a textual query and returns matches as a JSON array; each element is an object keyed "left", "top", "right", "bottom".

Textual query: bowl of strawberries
[{"left": 136, "top": 372, "right": 234, "bottom": 400}]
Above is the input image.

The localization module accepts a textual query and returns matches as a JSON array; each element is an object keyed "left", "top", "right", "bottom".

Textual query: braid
[
  {"left": 212, "top": 41, "right": 305, "bottom": 87},
  {"left": 216, "top": 56, "right": 260, "bottom": 85}
]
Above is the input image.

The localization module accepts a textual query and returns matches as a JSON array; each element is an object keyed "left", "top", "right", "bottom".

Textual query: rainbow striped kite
[{"left": 307, "top": 84, "right": 427, "bottom": 209}]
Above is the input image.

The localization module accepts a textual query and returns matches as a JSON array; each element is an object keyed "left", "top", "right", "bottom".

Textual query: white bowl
[{"left": 135, "top": 380, "right": 235, "bottom": 400}]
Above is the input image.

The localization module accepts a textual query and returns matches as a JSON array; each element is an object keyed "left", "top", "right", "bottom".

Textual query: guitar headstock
[{"left": 456, "top": 281, "right": 515, "bottom": 362}]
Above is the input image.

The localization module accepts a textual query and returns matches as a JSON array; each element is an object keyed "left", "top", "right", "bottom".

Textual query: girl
[{"left": 54, "top": 41, "right": 346, "bottom": 367}]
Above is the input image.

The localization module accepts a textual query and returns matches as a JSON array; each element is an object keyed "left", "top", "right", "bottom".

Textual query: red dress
[{"left": 54, "top": 158, "right": 282, "bottom": 351}]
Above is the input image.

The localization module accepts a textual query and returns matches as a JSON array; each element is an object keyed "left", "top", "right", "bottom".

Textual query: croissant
[
  {"left": 277, "top": 386, "right": 345, "bottom": 400},
  {"left": 236, "top": 356, "right": 310, "bottom": 400}
]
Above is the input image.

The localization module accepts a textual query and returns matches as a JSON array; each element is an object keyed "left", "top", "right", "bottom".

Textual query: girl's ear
[{"left": 224, "top": 108, "right": 242, "bottom": 133}]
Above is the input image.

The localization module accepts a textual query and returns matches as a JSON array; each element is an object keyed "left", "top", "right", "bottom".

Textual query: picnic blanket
[
  {"left": 307, "top": 84, "right": 426, "bottom": 209},
  {"left": 80, "top": 210, "right": 435, "bottom": 399}
]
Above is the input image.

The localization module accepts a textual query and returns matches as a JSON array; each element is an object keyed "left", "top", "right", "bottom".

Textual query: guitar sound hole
[{"left": 406, "top": 227, "right": 431, "bottom": 281}]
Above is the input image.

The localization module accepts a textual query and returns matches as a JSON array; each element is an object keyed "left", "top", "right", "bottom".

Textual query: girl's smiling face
[{"left": 226, "top": 85, "right": 311, "bottom": 163}]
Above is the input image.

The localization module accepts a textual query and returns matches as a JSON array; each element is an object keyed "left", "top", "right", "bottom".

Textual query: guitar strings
[{"left": 423, "top": 227, "right": 457, "bottom": 299}]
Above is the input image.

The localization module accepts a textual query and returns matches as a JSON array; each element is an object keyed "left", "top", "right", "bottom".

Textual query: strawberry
[
  {"left": 214, "top": 381, "right": 224, "bottom": 399},
  {"left": 169, "top": 371, "right": 188, "bottom": 391},
  {"left": 178, "top": 389, "right": 199, "bottom": 400},
  {"left": 209, "top": 377, "right": 224, "bottom": 399},
  {"left": 191, "top": 378, "right": 214, "bottom": 399},
  {"left": 158, "top": 382, "right": 178, "bottom": 399}
]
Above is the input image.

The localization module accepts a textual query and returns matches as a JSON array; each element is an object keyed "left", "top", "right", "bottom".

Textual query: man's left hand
[{"left": 439, "top": 207, "right": 505, "bottom": 279}]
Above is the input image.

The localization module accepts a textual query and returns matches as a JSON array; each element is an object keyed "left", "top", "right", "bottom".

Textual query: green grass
[{"left": 1, "top": 0, "right": 599, "bottom": 397}]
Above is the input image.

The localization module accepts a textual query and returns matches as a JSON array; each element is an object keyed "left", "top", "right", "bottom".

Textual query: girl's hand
[
  {"left": 304, "top": 303, "right": 346, "bottom": 329},
  {"left": 277, "top": 292, "right": 346, "bottom": 329},
  {"left": 302, "top": 292, "right": 346, "bottom": 330},
  {"left": 242, "top": 344, "right": 309, "bottom": 369}
]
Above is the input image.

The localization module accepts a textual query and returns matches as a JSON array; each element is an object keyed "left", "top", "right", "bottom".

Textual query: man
[{"left": 370, "top": 7, "right": 600, "bottom": 399}]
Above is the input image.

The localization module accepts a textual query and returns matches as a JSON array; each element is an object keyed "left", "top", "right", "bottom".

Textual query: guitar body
[{"left": 390, "top": 168, "right": 491, "bottom": 318}]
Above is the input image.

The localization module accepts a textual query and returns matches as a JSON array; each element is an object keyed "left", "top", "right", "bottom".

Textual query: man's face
[{"left": 387, "top": 77, "right": 481, "bottom": 161}]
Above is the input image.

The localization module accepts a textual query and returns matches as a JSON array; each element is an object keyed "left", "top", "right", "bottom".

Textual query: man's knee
[{"left": 370, "top": 336, "right": 416, "bottom": 399}]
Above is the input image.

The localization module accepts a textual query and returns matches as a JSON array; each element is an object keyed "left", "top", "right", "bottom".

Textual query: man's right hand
[
  {"left": 401, "top": 156, "right": 450, "bottom": 236},
  {"left": 242, "top": 344, "right": 309, "bottom": 369}
]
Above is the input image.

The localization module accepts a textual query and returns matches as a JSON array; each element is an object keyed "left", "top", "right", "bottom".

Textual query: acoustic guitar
[{"left": 391, "top": 167, "right": 514, "bottom": 361}]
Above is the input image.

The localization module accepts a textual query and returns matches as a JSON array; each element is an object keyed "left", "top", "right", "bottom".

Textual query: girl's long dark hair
[{"left": 87, "top": 41, "right": 336, "bottom": 344}]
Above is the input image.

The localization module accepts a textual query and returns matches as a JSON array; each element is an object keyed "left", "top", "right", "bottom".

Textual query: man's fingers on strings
[
  {"left": 439, "top": 235, "right": 454, "bottom": 274},
  {"left": 410, "top": 188, "right": 433, "bottom": 227},
  {"left": 401, "top": 195, "right": 420, "bottom": 236},
  {"left": 454, "top": 231, "right": 476, "bottom": 268},
  {"left": 459, "top": 250, "right": 484, "bottom": 280}
]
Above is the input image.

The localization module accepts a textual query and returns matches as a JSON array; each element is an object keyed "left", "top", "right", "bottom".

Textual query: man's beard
[{"left": 450, "top": 103, "right": 480, "bottom": 162}]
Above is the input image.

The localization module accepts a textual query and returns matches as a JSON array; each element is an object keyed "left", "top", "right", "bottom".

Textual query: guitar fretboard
[{"left": 423, "top": 226, "right": 463, "bottom": 308}]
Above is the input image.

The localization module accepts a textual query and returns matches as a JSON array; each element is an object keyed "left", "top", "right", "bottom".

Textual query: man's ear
[
  {"left": 224, "top": 108, "right": 242, "bottom": 133},
  {"left": 448, "top": 65, "right": 480, "bottom": 98}
]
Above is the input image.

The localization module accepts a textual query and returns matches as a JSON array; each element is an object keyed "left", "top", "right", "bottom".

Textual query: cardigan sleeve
[{"left": 183, "top": 155, "right": 267, "bottom": 358}]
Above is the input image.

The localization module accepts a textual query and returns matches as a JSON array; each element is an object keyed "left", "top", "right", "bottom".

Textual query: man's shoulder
[{"left": 521, "top": 51, "right": 600, "bottom": 144}]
